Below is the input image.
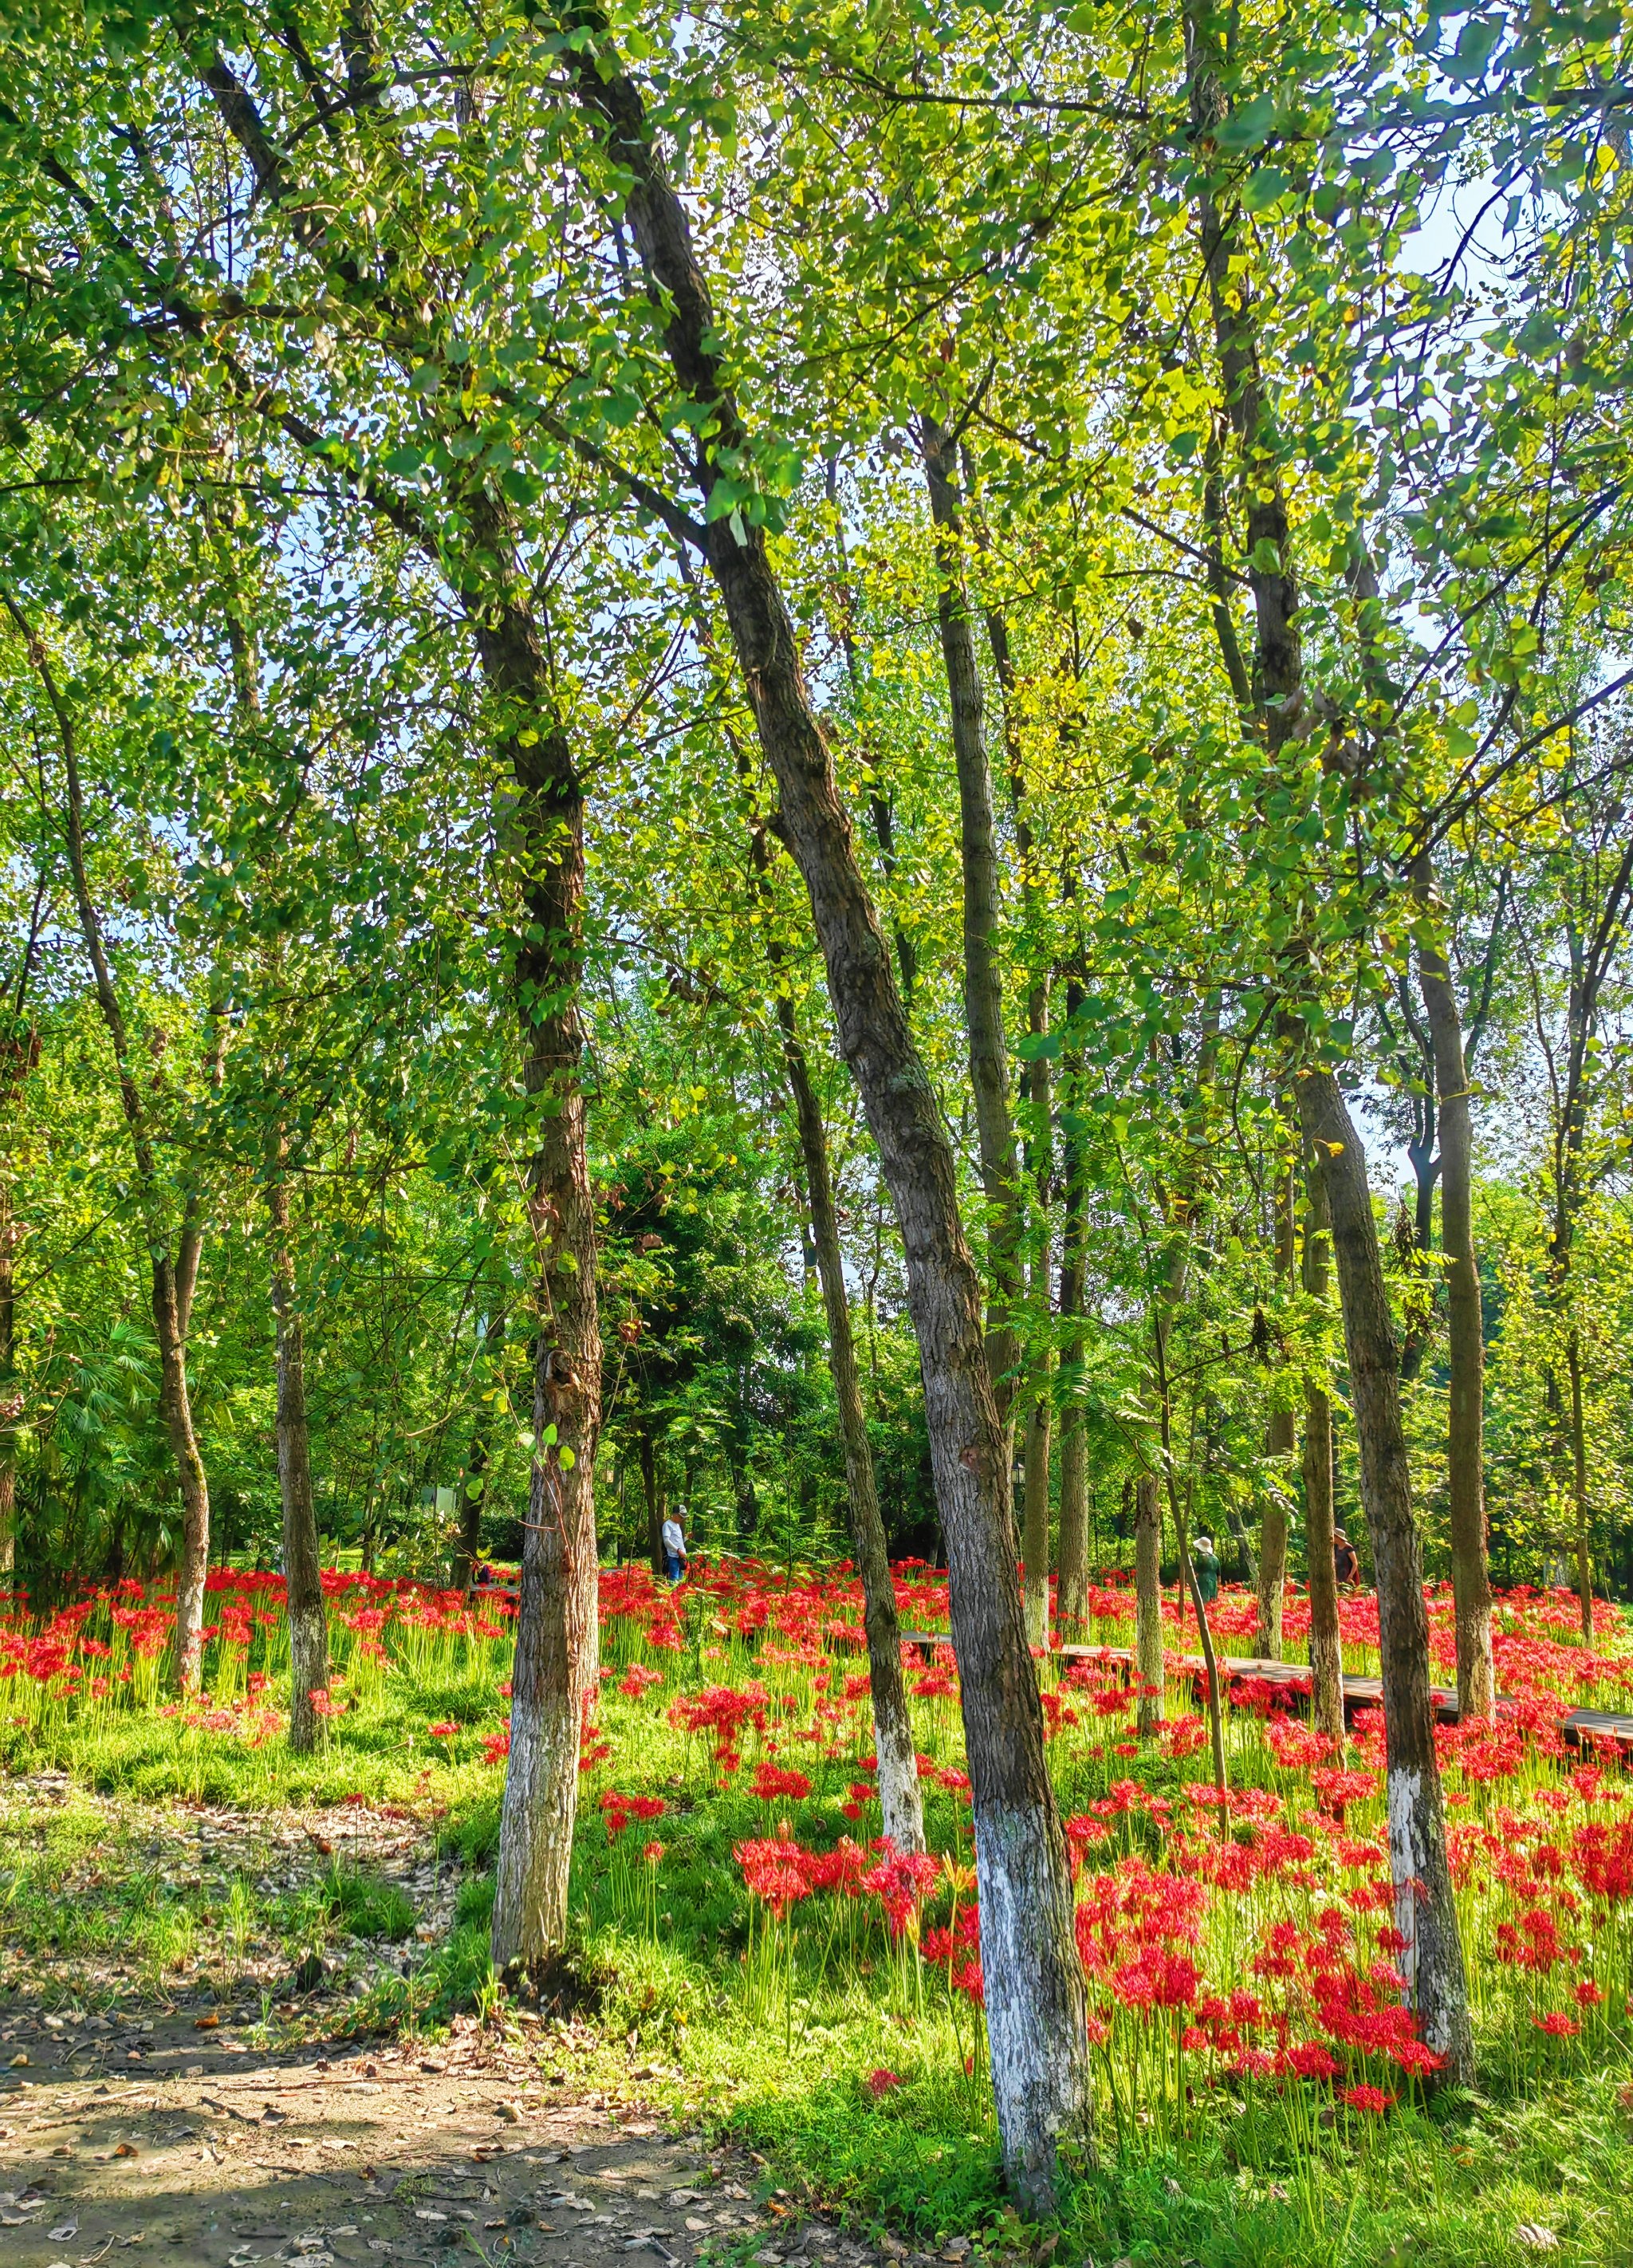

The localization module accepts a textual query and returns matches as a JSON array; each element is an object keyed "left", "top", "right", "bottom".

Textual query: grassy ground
[{"left": 2, "top": 1630, "right": 1631, "bottom": 2267}]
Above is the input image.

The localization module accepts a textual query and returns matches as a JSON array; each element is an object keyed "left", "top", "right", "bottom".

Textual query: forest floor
[{"left": 0, "top": 1781, "right": 901, "bottom": 2268}]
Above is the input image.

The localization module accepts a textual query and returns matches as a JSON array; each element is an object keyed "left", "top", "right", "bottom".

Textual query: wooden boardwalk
[{"left": 897, "top": 1632, "right": 1633, "bottom": 1753}]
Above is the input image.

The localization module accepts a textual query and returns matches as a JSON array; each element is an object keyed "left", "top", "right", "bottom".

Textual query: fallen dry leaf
[{"left": 194, "top": 2015, "right": 220, "bottom": 2032}]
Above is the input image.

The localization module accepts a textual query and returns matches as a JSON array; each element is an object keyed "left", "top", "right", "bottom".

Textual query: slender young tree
[{"left": 1300, "top": 1170, "right": 1345, "bottom": 1746}]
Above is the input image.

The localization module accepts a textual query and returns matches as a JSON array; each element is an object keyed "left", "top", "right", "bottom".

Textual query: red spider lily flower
[
  {"left": 1533, "top": 2012, "right": 1581, "bottom": 2037},
  {"left": 865, "top": 2069, "right": 901, "bottom": 2098},
  {"left": 643, "top": 1841, "right": 663, "bottom": 1864},
  {"left": 735, "top": 1824, "right": 813, "bottom": 1920},
  {"left": 480, "top": 1730, "right": 510, "bottom": 1767},
  {"left": 309, "top": 1689, "right": 348, "bottom": 1719},
  {"left": 1287, "top": 2042, "right": 1341, "bottom": 2080},
  {"left": 951, "top": 1957, "right": 984, "bottom": 2005},
  {"left": 750, "top": 1762, "right": 812, "bottom": 1803},
  {"left": 1574, "top": 1979, "right": 1605, "bottom": 2007},
  {"left": 1390, "top": 2042, "right": 1448, "bottom": 2078},
  {"left": 860, "top": 1843, "right": 940, "bottom": 1937},
  {"left": 1341, "top": 2084, "right": 1395, "bottom": 2114}
]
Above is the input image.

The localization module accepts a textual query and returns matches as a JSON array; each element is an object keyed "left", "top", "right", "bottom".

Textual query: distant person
[
  {"left": 1192, "top": 1535, "right": 1221, "bottom": 1606},
  {"left": 661, "top": 1510, "right": 688, "bottom": 1585},
  {"left": 1334, "top": 1530, "right": 1360, "bottom": 1592}
]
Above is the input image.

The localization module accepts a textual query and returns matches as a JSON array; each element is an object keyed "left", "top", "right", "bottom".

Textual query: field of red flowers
[{"left": 2, "top": 1555, "right": 1632, "bottom": 2250}]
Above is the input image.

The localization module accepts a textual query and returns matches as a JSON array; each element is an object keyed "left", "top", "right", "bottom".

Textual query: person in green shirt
[{"left": 1192, "top": 1534, "right": 1221, "bottom": 1607}]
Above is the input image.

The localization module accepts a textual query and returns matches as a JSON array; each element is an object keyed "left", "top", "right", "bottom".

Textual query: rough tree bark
[
  {"left": 1054, "top": 1005, "right": 1090, "bottom": 1636},
  {"left": 1411, "top": 852, "right": 1494, "bottom": 1718},
  {"left": 573, "top": 42, "right": 1091, "bottom": 2206},
  {"left": 778, "top": 997, "right": 926, "bottom": 1854},
  {"left": 1255, "top": 1163, "right": 1297, "bottom": 1658},
  {"left": 1134, "top": 1471, "right": 1165, "bottom": 1736},
  {"left": 1300, "top": 1169, "right": 1344, "bottom": 1746},
  {"left": 1295, "top": 1069, "right": 1474, "bottom": 2078},
  {"left": 465, "top": 506, "right": 604, "bottom": 1981},
  {"left": 919, "top": 413, "right": 1022, "bottom": 1431},
  {"left": 269, "top": 1165, "right": 329, "bottom": 1751}
]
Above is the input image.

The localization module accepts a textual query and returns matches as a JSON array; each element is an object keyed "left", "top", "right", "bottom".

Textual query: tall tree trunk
[
  {"left": 1567, "top": 1329, "right": 1593, "bottom": 1641},
  {"left": 1301, "top": 1171, "right": 1344, "bottom": 1746},
  {"left": 1295, "top": 1069, "right": 1474, "bottom": 2079},
  {"left": 1134, "top": 1471, "right": 1164, "bottom": 1735},
  {"left": 1055, "top": 984, "right": 1089, "bottom": 1636},
  {"left": 1255, "top": 1162, "right": 1297, "bottom": 1658},
  {"left": 458, "top": 1419, "right": 491, "bottom": 1592},
  {"left": 576, "top": 49, "right": 1090, "bottom": 2206},
  {"left": 465, "top": 512, "right": 603, "bottom": 1983},
  {"left": 1411, "top": 853, "right": 1494, "bottom": 1716},
  {"left": 636, "top": 1419, "right": 664, "bottom": 1578},
  {"left": 919, "top": 414, "right": 1022, "bottom": 1433},
  {"left": 269, "top": 1168, "right": 329, "bottom": 1751},
  {"left": 1019, "top": 994, "right": 1054, "bottom": 1652},
  {"left": 0, "top": 1172, "right": 17, "bottom": 1579},
  {"left": 778, "top": 998, "right": 926, "bottom": 1855}
]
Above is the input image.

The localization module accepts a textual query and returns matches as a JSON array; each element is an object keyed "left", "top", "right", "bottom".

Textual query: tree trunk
[
  {"left": 779, "top": 1000, "right": 926, "bottom": 1855},
  {"left": 636, "top": 1420, "right": 664, "bottom": 1578},
  {"left": 269, "top": 1169, "right": 329, "bottom": 1751},
  {"left": 464, "top": 512, "right": 603, "bottom": 1982},
  {"left": 1134, "top": 1471, "right": 1164, "bottom": 1734},
  {"left": 1300, "top": 1171, "right": 1344, "bottom": 1746},
  {"left": 1055, "top": 990, "right": 1089, "bottom": 1636},
  {"left": 919, "top": 413, "right": 1021, "bottom": 1431},
  {"left": 1021, "top": 1384, "right": 1053, "bottom": 1653},
  {"left": 1412, "top": 854, "right": 1494, "bottom": 1716},
  {"left": 0, "top": 1171, "right": 17, "bottom": 1578},
  {"left": 1255, "top": 1162, "right": 1297, "bottom": 1658},
  {"left": 575, "top": 50, "right": 1091, "bottom": 2206},
  {"left": 458, "top": 1421, "right": 490, "bottom": 1592},
  {"left": 1568, "top": 1328, "right": 1593, "bottom": 1642},
  {"left": 1295, "top": 1068, "right": 1473, "bottom": 2079},
  {"left": 152, "top": 1249, "right": 211, "bottom": 1688}
]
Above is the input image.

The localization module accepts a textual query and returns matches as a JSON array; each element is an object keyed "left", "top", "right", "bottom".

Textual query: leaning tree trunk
[
  {"left": 1412, "top": 853, "right": 1494, "bottom": 1717},
  {"left": 1301, "top": 1170, "right": 1344, "bottom": 1746},
  {"left": 269, "top": 1168, "right": 329, "bottom": 1751},
  {"left": 920, "top": 413, "right": 1022, "bottom": 1433},
  {"left": 1296, "top": 1068, "right": 1474, "bottom": 2079},
  {"left": 1019, "top": 1016, "right": 1054, "bottom": 1653},
  {"left": 573, "top": 46, "right": 1091, "bottom": 2208},
  {"left": 1255, "top": 1162, "right": 1297, "bottom": 1658},
  {"left": 779, "top": 998, "right": 926, "bottom": 1854},
  {"left": 1134, "top": 1471, "right": 1165, "bottom": 1735},
  {"left": 467, "top": 518, "right": 603, "bottom": 1983},
  {"left": 1567, "top": 1329, "right": 1594, "bottom": 1642}
]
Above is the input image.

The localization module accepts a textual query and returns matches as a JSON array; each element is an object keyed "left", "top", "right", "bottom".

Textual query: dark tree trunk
[
  {"left": 574, "top": 47, "right": 1090, "bottom": 2206},
  {"left": 1300, "top": 1171, "right": 1344, "bottom": 1746},
  {"left": 1056, "top": 986, "right": 1089, "bottom": 1635},
  {"left": 1134, "top": 1471, "right": 1164, "bottom": 1735},
  {"left": 779, "top": 1001, "right": 925, "bottom": 1854},
  {"left": 0, "top": 1171, "right": 17, "bottom": 1579},
  {"left": 636, "top": 1420, "right": 664, "bottom": 1578},
  {"left": 1295, "top": 1069, "right": 1473, "bottom": 2078},
  {"left": 1411, "top": 853, "right": 1494, "bottom": 1717},
  {"left": 269, "top": 1169, "right": 329, "bottom": 1750},
  {"left": 462, "top": 505, "right": 603, "bottom": 1981},
  {"left": 1255, "top": 1163, "right": 1297, "bottom": 1658},
  {"left": 919, "top": 414, "right": 1022, "bottom": 1430}
]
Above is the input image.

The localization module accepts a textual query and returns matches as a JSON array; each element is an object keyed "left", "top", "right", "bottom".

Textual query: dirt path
[
  {"left": 0, "top": 1779, "right": 918, "bottom": 2268},
  {"left": 0, "top": 2008, "right": 901, "bottom": 2268}
]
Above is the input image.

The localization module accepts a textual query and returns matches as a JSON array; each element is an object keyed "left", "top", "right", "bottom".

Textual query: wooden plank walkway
[{"left": 897, "top": 1632, "right": 1633, "bottom": 1753}]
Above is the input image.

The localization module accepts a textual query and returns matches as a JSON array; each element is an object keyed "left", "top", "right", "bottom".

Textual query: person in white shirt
[{"left": 660, "top": 1511, "right": 687, "bottom": 1585}]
